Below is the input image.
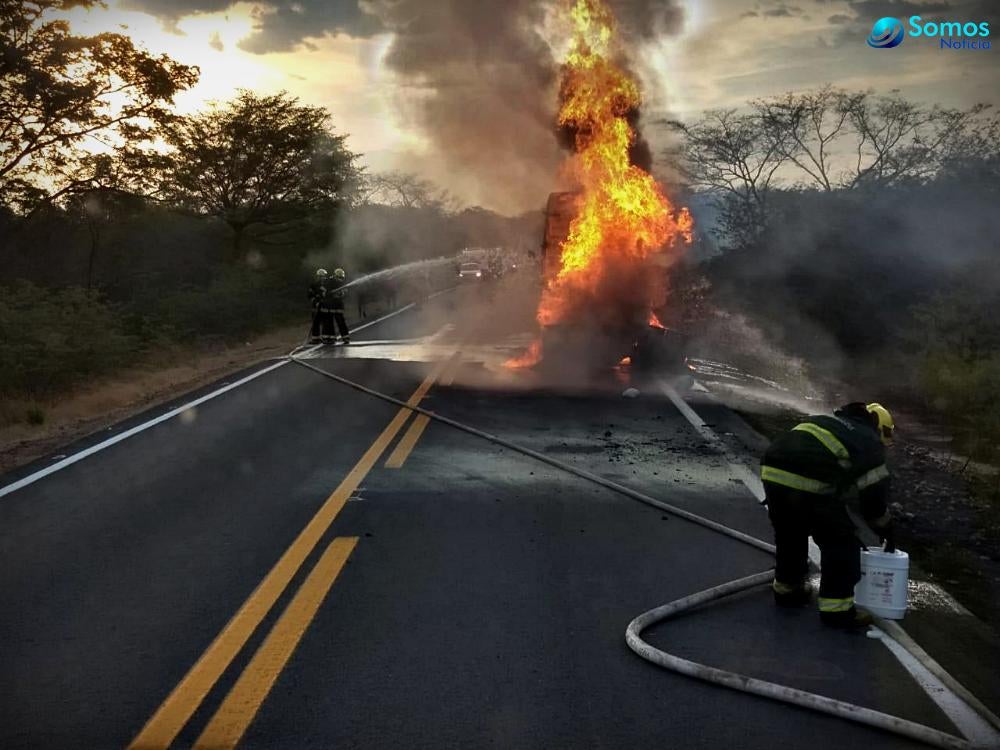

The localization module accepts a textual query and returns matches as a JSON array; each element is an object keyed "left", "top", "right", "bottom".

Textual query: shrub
[
  {"left": 0, "top": 281, "right": 138, "bottom": 397},
  {"left": 913, "top": 286, "right": 1000, "bottom": 465},
  {"left": 146, "top": 267, "right": 303, "bottom": 342}
]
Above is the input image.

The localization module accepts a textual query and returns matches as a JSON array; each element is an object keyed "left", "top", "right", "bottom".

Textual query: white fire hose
[{"left": 290, "top": 355, "right": 998, "bottom": 750}]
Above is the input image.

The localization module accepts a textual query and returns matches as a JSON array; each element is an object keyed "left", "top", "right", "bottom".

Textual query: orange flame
[
  {"left": 504, "top": 0, "right": 691, "bottom": 370},
  {"left": 538, "top": 0, "right": 691, "bottom": 327},
  {"left": 648, "top": 311, "right": 665, "bottom": 329},
  {"left": 505, "top": 339, "right": 542, "bottom": 369}
]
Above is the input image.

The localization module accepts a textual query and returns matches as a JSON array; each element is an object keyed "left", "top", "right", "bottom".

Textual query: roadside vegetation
[
  {"left": 665, "top": 87, "right": 1000, "bottom": 624},
  {"left": 665, "top": 85, "right": 1000, "bottom": 484},
  {"left": 0, "top": 1, "right": 537, "bottom": 428}
]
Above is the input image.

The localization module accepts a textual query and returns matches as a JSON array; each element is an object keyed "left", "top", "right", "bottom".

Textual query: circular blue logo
[{"left": 867, "top": 17, "right": 905, "bottom": 48}]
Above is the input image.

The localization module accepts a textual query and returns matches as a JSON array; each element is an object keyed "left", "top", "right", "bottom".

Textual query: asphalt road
[{"left": 0, "top": 279, "right": 986, "bottom": 749}]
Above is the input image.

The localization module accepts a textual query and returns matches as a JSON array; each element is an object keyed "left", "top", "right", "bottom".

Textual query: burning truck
[
  {"left": 507, "top": 0, "right": 693, "bottom": 375},
  {"left": 537, "top": 191, "right": 691, "bottom": 374}
]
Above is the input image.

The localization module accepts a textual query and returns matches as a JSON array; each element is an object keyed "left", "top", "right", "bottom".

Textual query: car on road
[{"left": 458, "top": 262, "right": 485, "bottom": 282}]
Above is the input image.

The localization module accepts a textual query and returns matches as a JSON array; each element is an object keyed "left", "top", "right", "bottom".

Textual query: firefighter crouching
[
  {"left": 761, "top": 402, "right": 896, "bottom": 629},
  {"left": 309, "top": 268, "right": 351, "bottom": 344}
]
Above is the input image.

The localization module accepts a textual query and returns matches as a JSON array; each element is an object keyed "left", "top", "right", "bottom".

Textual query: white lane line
[
  {"left": 869, "top": 627, "right": 1000, "bottom": 746},
  {"left": 295, "top": 304, "right": 417, "bottom": 360},
  {"left": 355, "top": 303, "right": 416, "bottom": 333},
  {"left": 427, "top": 286, "right": 458, "bottom": 300},
  {"left": 659, "top": 378, "right": 998, "bottom": 744},
  {"left": 0, "top": 361, "right": 288, "bottom": 498},
  {"left": 659, "top": 379, "right": 764, "bottom": 501},
  {"left": 0, "top": 301, "right": 430, "bottom": 498}
]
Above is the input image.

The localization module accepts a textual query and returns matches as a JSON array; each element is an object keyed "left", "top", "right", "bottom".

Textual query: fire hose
[{"left": 289, "top": 355, "right": 997, "bottom": 750}]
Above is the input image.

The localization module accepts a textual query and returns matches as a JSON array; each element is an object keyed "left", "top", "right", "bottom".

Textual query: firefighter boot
[
  {"left": 820, "top": 606, "right": 874, "bottom": 630},
  {"left": 773, "top": 580, "right": 814, "bottom": 608}
]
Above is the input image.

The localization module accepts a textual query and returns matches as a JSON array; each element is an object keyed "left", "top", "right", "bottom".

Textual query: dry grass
[{"left": 0, "top": 323, "right": 305, "bottom": 473}]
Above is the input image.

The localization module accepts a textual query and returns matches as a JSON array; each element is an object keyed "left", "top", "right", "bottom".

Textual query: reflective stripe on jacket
[{"left": 760, "top": 412, "right": 891, "bottom": 524}]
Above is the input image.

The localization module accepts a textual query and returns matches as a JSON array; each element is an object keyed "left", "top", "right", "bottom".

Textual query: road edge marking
[
  {"left": 659, "top": 379, "right": 764, "bottom": 501},
  {"left": 126, "top": 360, "right": 449, "bottom": 750},
  {"left": 193, "top": 537, "right": 359, "bottom": 750},
  {"left": 0, "top": 361, "right": 289, "bottom": 500},
  {"left": 659, "top": 378, "right": 998, "bottom": 744},
  {"left": 869, "top": 627, "right": 1000, "bottom": 745},
  {"left": 0, "top": 299, "right": 445, "bottom": 499}
]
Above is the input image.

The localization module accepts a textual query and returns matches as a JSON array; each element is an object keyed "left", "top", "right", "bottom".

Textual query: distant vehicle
[{"left": 458, "top": 262, "right": 485, "bottom": 282}]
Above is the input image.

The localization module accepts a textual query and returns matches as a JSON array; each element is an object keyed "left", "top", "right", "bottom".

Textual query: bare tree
[
  {"left": 754, "top": 86, "right": 862, "bottom": 191},
  {"left": 667, "top": 87, "right": 999, "bottom": 246},
  {"left": 936, "top": 106, "right": 1000, "bottom": 185},
  {"left": 754, "top": 87, "right": 992, "bottom": 190},
  {"left": 664, "top": 109, "right": 787, "bottom": 246},
  {"left": 361, "top": 170, "right": 456, "bottom": 211},
  {"left": 846, "top": 95, "right": 994, "bottom": 189}
]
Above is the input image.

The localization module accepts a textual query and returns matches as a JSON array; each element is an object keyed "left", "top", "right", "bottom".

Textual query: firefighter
[
  {"left": 761, "top": 402, "right": 896, "bottom": 629},
  {"left": 308, "top": 268, "right": 334, "bottom": 343},
  {"left": 328, "top": 267, "right": 351, "bottom": 344}
]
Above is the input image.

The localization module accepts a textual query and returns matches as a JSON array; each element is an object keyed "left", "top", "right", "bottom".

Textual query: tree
[
  {"left": 158, "top": 90, "right": 359, "bottom": 257},
  {"left": 666, "top": 88, "right": 996, "bottom": 246},
  {"left": 843, "top": 94, "right": 990, "bottom": 190},
  {"left": 664, "top": 109, "right": 787, "bottom": 247},
  {"left": 360, "top": 170, "right": 455, "bottom": 211},
  {"left": 66, "top": 186, "right": 145, "bottom": 289},
  {"left": 754, "top": 86, "right": 862, "bottom": 192},
  {"left": 0, "top": 0, "right": 199, "bottom": 216}
]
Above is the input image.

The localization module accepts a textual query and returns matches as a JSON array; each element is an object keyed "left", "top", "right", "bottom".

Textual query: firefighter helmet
[
  {"left": 315, "top": 268, "right": 328, "bottom": 278},
  {"left": 333, "top": 268, "right": 346, "bottom": 281},
  {"left": 867, "top": 403, "right": 895, "bottom": 446}
]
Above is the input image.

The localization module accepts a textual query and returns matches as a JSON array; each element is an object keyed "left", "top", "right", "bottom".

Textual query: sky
[{"left": 55, "top": 0, "right": 998, "bottom": 214}]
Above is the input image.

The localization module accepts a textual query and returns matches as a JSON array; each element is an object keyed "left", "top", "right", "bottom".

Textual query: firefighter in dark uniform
[
  {"left": 309, "top": 268, "right": 333, "bottom": 343},
  {"left": 328, "top": 267, "right": 351, "bottom": 344},
  {"left": 761, "top": 402, "right": 896, "bottom": 629}
]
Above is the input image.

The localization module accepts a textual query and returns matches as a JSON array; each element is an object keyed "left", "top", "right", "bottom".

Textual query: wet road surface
[{"left": 0, "top": 280, "right": 993, "bottom": 749}]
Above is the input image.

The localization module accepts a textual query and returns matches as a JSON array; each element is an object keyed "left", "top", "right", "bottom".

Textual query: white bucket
[{"left": 855, "top": 548, "right": 909, "bottom": 619}]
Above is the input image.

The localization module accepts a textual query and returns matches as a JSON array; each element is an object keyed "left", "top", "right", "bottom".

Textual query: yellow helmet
[
  {"left": 867, "top": 403, "right": 895, "bottom": 445},
  {"left": 333, "top": 268, "right": 346, "bottom": 281}
]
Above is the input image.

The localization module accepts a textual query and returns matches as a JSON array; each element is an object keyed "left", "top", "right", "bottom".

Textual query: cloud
[
  {"left": 119, "top": 0, "right": 689, "bottom": 55},
  {"left": 119, "top": 0, "right": 233, "bottom": 22},
  {"left": 762, "top": 3, "right": 804, "bottom": 17},
  {"left": 815, "top": 0, "right": 985, "bottom": 46},
  {"left": 119, "top": 0, "right": 384, "bottom": 47},
  {"left": 238, "top": 1, "right": 383, "bottom": 53},
  {"left": 657, "top": 0, "right": 997, "bottom": 123},
  {"left": 208, "top": 31, "right": 223, "bottom": 50}
]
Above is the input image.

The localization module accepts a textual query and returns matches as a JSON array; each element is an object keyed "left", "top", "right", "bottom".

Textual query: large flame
[{"left": 506, "top": 0, "right": 692, "bottom": 369}]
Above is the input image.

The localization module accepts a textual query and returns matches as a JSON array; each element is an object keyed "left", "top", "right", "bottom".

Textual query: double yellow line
[
  {"left": 128, "top": 354, "right": 458, "bottom": 750},
  {"left": 384, "top": 351, "right": 463, "bottom": 469}
]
